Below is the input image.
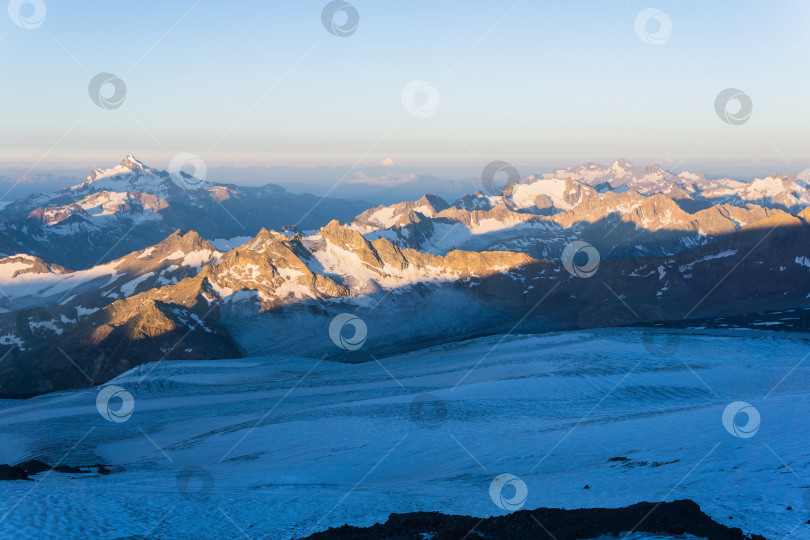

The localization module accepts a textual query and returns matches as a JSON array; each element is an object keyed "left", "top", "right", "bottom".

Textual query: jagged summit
[
  {"left": 118, "top": 154, "right": 148, "bottom": 172},
  {"left": 71, "top": 154, "right": 158, "bottom": 191},
  {"left": 416, "top": 193, "right": 450, "bottom": 211},
  {"left": 160, "top": 229, "right": 212, "bottom": 249},
  {"left": 543, "top": 159, "right": 686, "bottom": 196},
  {"left": 353, "top": 194, "right": 450, "bottom": 230}
]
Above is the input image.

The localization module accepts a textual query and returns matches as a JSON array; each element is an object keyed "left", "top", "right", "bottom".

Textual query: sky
[{"left": 1, "top": 0, "right": 809, "bottom": 188}]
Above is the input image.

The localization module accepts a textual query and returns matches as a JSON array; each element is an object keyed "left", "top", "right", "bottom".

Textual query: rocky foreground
[{"left": 303, "top": 500, "right": 767, "bottom": 540}]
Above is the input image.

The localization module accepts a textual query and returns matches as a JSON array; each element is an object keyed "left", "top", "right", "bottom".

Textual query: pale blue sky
[{"left": 1, "top": 0, "right": 809, "bottom": 177}]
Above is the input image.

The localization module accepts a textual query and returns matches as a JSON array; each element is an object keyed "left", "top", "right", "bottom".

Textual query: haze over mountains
[{"left": 0, "top": 155, "right": 808, "bottom": 396}]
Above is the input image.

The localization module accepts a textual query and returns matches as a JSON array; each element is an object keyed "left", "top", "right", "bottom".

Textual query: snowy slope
[{"left": 0, "top": 329, "right": 806, "bottom": 539}]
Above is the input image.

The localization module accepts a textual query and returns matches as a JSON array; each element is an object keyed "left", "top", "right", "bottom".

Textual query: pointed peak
[
  {"left": 323, "top": 219, "right": 344, "bottom": 232},
  {"left": 73, "top": 154, "right": 155, "bottom": 190},
  {"left": 611, "top": 158, "right": 634, "bottom": 169},
  {"left": 181, "top": 230, "right": 204, "bottom": 242},
  {"left": 417, "top": 193, "right": 450, "bottom": 211},
  {"left": 321, "top": 219, "right": 367, "bottom": 244},
  {"left": 119, "top": 155, "right": 148, "bottom": 172},
  {"left": 161, "top": 229, "right": 209, "bottom": 247},
  {"left": 253, "top": 227, "right": 275, "bottom": 241},
  {"left": 246, "top": 227, "right": 289, "bottom": 250}
]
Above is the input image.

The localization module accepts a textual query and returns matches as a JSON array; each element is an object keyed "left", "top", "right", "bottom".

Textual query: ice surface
[{"left": 0, "top": 329, "right": 807, "bottom": 539}]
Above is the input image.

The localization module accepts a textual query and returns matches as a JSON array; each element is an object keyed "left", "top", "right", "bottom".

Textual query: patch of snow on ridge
[
  {"left": 28, "top": 319, "right": 62, "bottom": 335},
  {"left": 273, "top": 267, "right": 317, "bottom": 300},
  {"left": 207, "top": 279, "right": 235, "bottom": 299},
  {"left": 679, "top": 250, "right": 738, "bottom": 274},
  {"left": 0, "top": 259, "right": 123, "bottom": 303},
  {"left": 181, "top": 249, "right": 220, "bottom": 268},
  {"left": 699, "top": 250, "right": 738, "bottom": 261},
  {"left": 678, "top": 171, "right": 701, "bottom": 182},
  {"left": 0, "top": 259, "right": 37, "bottom": 280},
  {"left": 472, "top": 217, "right": 527, "bottom": 234},
  {"left": 0, "top": 332, "right": 23, "bottom": 348},
  {"left": 222, "top": 288, "right": 258, "bottom": 304},
  {"left": 510, "top": 178, "right": 579, "bottom": 210},
  {"left": 413, "top": 203, "right": 438, "bottom": 217},
  {"left": 137, "top": 247, "right": 155, "bottom": 259},
  {"left": 365, "top": 206, "right": 399, "bottom": 228},
  {"left": 305, "top": 238, "right": 453, "bottom": 294},
  {"left": 744, "top": 176, "right": 787, "bottom": 199},
  {"left": 75, "top": 305, "right": 99, "bottom": 318},
  {"left": 120, "top": 272, "right": 155, "bottom": 297}
]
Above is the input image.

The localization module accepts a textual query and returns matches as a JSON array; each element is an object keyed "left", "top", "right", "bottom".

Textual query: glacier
[{"left": 0, "top": 328, "right": 807, "bottom": 539}]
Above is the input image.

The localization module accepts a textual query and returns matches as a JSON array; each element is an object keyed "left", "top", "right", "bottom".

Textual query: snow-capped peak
[
  {"left": 119, "top": 154, "right": 148, "bottom": 172},
  {"left": 610, "top": 158, "right": 634, "bottom": 170},
  {"left": 70, "top": 155, "right": 160, "bottom": 191}
]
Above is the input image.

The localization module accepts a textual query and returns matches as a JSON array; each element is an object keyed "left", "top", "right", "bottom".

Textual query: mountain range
[
  {"left": 0, "top": 156, "right": 808, "bottom": 396},
  {"left": 0, "top": 155, "right": 370, "bottom": 269}
]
